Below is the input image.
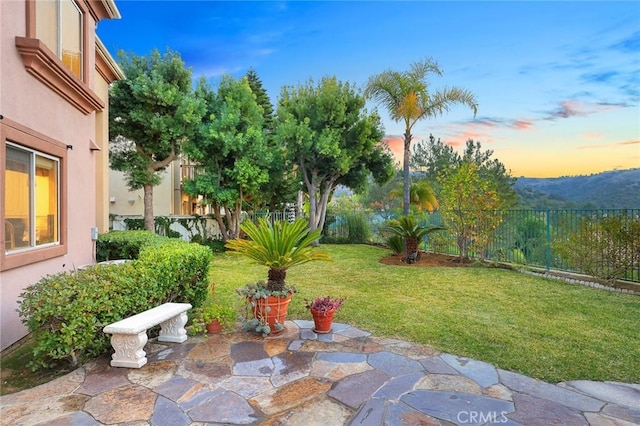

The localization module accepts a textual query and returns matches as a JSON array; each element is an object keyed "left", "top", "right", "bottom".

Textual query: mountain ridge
[{"left": 514, "top": 168, "right": 640, "bottom": 209}]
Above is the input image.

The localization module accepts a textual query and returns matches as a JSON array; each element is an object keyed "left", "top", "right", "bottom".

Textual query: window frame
[
  {"left": 14, "top": 0, "right": 104, "bottom": 115},
  {"left": 1, "top": 118, "right": 68, "bottom": 271}
]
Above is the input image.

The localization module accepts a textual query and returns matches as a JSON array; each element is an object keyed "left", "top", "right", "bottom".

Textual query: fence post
[{"left": 546, "top": 210, "right": 551, "bottom": 271}]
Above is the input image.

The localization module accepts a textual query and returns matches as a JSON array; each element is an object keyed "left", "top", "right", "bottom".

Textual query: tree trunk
[
  {"left": 403, "top": 130, "right": 412, "bottom": 216},
  {"left": 143, "top": 183, "right": 154, "bottom": 232},
  {"left": 212, "top": 202, "right": 229, "bottom": 241},
  {"left": 232, "top": 201, "right": 242, "bottom": 239},
  {"left": 316, "top": 178, "right": 336, "bottom": 237},
  {"left": 406, "top": 236, "right": 419, "bottom": 263},
  {"left": 267, "top": 268, "right": 287, "bottom": 292},
  {"left": 307, "top": 178, "right": 318, "bottom": 232}
]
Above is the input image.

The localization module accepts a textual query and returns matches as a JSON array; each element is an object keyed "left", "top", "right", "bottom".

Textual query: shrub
[
  {"left": 385, "top": 235, "right": 404, "bottom": 255},
  {"left": 553, "top": 215, "right": 640, "bottom": 284},
  {"left": 96, "top": 230, "right": 159, "bottom": 261},
  {"left": 346, "top": 212, "right": 371, "bottom": 244},
  {"left": 18, "top": 237, "right": 212, "bottom": 370}
]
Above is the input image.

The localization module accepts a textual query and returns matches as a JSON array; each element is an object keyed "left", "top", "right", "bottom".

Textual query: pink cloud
[
  {"left": 513, "top": 120, "right": 533, "bottom": 130},
  {"left": 446, "top": 130, "right": 495, "bottom": 147},
  {"left": 582, "top": 131, "right": 604, "bottom": 140},
  {"left": 381, "top": 136, "right": 404, "bottom": 164},
  {"left": 546, "top": 101, "right": 621, "bottom": 121},
  {"left": 577, "top": 139, "right": 640, "bottom": 150}
]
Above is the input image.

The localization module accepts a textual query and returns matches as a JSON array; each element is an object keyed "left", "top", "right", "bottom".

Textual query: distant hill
[{"left": 515, "top": 168, "right": 640, "bottom": 210}]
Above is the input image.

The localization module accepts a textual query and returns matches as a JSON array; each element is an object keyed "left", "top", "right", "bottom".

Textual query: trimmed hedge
[
  {"left": 18, "top": 234, "right": 212, "bottom": 369},
  {"left": 96, "top": 230, "right": 160, "bottom": 261}
]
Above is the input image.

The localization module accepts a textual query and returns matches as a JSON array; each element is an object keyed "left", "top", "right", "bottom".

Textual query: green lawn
[{"left": 211, "top": 244, "right": 640, "bottom": 383}]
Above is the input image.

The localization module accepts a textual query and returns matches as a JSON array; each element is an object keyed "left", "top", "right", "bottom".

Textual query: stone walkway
[{"left": 1, "top": 321, "right": 638, "bottom": 425}]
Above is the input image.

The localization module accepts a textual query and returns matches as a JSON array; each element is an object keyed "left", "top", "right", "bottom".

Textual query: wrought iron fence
[{"left": 325, "top": 209, "right": 640, "bottom": 283}]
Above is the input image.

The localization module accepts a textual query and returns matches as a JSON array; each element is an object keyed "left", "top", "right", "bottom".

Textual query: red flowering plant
[{"left": 305, "top": 296, "right": 345, "bottom": 317}]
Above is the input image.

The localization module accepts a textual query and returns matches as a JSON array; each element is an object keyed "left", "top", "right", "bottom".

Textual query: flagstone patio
[{"left": 1, "top": 320, "right": 638, "bottom": 425}]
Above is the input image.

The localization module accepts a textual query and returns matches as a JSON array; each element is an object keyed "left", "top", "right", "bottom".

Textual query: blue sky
[{"left": 97, "top": 1, "right": 640, "bottom": 177}]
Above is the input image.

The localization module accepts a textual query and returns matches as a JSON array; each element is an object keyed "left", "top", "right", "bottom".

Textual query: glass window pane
[
  {"left": 36, "top": 0, "right": 58, "bottom": 54},
  {"left": 61, "top": 0, "right": 82, "bottom": 78},
  {"left": 5, "top": 146, "right": 32, "bottom": 250},
  {"left": 35, "top": 155, "right": 58, "bottom": 245}
]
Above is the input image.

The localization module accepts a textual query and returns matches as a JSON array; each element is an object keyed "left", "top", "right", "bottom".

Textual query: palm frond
[{"left": 225, "top": 218, "right": 330, "bottom": 271}]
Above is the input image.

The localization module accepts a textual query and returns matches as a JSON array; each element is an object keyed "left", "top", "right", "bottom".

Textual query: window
[
  {"left": 5, "top": 144, "right": 59, "bottom": 251},
  {"left": 36, "top": 0, "right": 83, "bottom": 79},
  {"left": 1, "top": 119, "right": 67, "bottom": 271},
  {"left": 14, "top": 0, "right": 104, "bottom": 114}
]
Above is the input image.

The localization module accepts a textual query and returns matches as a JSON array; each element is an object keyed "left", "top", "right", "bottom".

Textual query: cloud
[
  {"left": 513, "top": 120, "right": 533, "bottom": 130},
  {"left": 582, "top": 131, "right": 604, "bottom": 140},
  {"left": 617, "top": 140, "right": 640, "bottom": 146},
  {"left": 543, "top": 100, "right": 621, "bottom": 121},
  {"left": 550, "top": 101, "right": 588, "bottom": 119},
  {"left": 577, "top": 139, "right": 640, "bottom": 150},
  {"left": 581, "top": 71, "right": 619, "bottom": 84},
  {"left": 457, "top": 117, "right": 534, "bottom": 131},
  {"left": 381, "top": 136, "right": 404, "bottom": 163},
  {"left": 610, "top": 30, "right": 640, "bottom": 53}
]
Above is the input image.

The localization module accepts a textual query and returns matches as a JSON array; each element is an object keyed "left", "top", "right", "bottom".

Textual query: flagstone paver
[
  {"left": 498, "top": 368, "right": 606, "bottom": 412},
  {"left": 1, "top": 321, "right": 637, "bottom": 425},
  {"left": 560, "top": 380, "right": 640, "bottom": 409},
  {"left": 441, "top": 353, "right": 500, "bottom": 388},
  {"left": 401, "top": 390, "right": 515, "bottom": 424},
  {"left": 367, "top": 351, "right": 424, "bottom": 376},
  {"left": 329, "top": 369, "right": 390, "bottom": 409}
]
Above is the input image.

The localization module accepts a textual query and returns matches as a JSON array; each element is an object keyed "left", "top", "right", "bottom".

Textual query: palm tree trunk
[
  {"left": 403, "top": 130, "right": 411, "bottom": 216},
  {"left": 267, "top": 268, "right": 287, "bottom": 292},
  {"left": 406, "top": 236, "right": 419, "bottom": 264}
]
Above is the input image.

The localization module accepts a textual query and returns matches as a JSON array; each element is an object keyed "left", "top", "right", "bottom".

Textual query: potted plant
[
  {"left": 384, "top": 215, "right": 445, "bottom": 264},
  {"left": 226, "top": 218, "right": 330, "bottom": 336},
  {"left": 305, "top": 296, "right": 345, "bottom": 334},
  {"left": 191, "top": 300, "right": 236, "bottom": 334},
  {"left": 201, "top": 302, "right": 236, "bottom": 334}
]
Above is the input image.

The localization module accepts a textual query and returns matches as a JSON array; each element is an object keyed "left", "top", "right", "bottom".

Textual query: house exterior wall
[
  {"left": 0, "top": 0, "right": 121, "bottom": 350},
  {"left": 109, "top": 165, "right": 177, "bottom": 216}
]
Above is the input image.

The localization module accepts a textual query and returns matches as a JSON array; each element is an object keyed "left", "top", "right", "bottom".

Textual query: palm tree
[
  {"left": 390, "top": 180, "right": 439, "bottom": 212},
  {"left": 226, "top": 218, "right": 331, "bottom": 335},
  {"left": 225, "top": 218, "right": 330, "bottom": 292},
  {"left": 384, "top": 215, "right": 445, "bottom": 263},
  {"left": 365, "top": 58, "right": 478, "bottom": 216}
]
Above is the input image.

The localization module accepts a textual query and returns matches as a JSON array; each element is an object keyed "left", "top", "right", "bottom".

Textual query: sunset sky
[{"left": 97, "top": 1, "right": 639, "bottom": 178}]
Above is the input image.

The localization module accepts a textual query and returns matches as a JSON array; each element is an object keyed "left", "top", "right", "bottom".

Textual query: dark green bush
[
  {"left": 18, "top": 237, "right": 212, "bottom": 369},
  {"left": 96, "top": 230, "right": 159, "bottom": 261}
]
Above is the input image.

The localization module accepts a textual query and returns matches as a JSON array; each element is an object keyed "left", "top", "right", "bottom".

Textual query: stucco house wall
[
  {"left": 109, "top": 166, "right": 178, "bottom": 216},
  {"left": 0, "top": 0, "right": 122, "bottom": 350}
]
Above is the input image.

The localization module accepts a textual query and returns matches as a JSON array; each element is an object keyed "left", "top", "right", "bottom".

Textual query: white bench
[{"left": 103, "top": 302, "right": 192, "bottom": 368}]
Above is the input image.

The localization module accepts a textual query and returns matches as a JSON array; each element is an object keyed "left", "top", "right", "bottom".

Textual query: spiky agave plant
[
  {"left": 225, "top": 218, "right": 330, "bottom": 292},
  {"left": 384, "top": 215, "right": 445, "bottom": 263}
]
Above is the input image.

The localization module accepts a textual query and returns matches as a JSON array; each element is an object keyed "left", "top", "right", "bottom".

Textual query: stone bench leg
[
  {"left": 158, "top": 312, "right": 188, "bottom": 343},
  {"left": 110, "top": 332, "right": 148, "bottom": 368}
]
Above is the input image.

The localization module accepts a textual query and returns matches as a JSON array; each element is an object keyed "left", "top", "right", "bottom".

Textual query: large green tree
[
  {"left": 436, "top": 141, "right": 517, "bottom": 261},
  {"left": 412, "top": 137, "right": 517, "bottom": 207},
  {"left": 245, "top": 68, "right": 300, "bottom": 212},
  {"left": 365, "top": 58, "right": 478, "bottom": 216},
  {"left": 109, "top": 48, "right": 204, "bottom": 231},
  {"left": 276, "top": 76, "right": 395, "bottom": 234},
  {"left": 183, "top": 75, "right": 270, "bottom": 240}
]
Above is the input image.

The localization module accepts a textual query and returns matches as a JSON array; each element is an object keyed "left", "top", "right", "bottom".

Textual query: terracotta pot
[
  {"left": 251, "top": 294, "right": 293, "bottom": 334},
  {"left": 206, "top": 319, "right": 223, "bottom": 334},
  {"left": 311, "top": 308, "right": 336, "bottom": 334}
]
